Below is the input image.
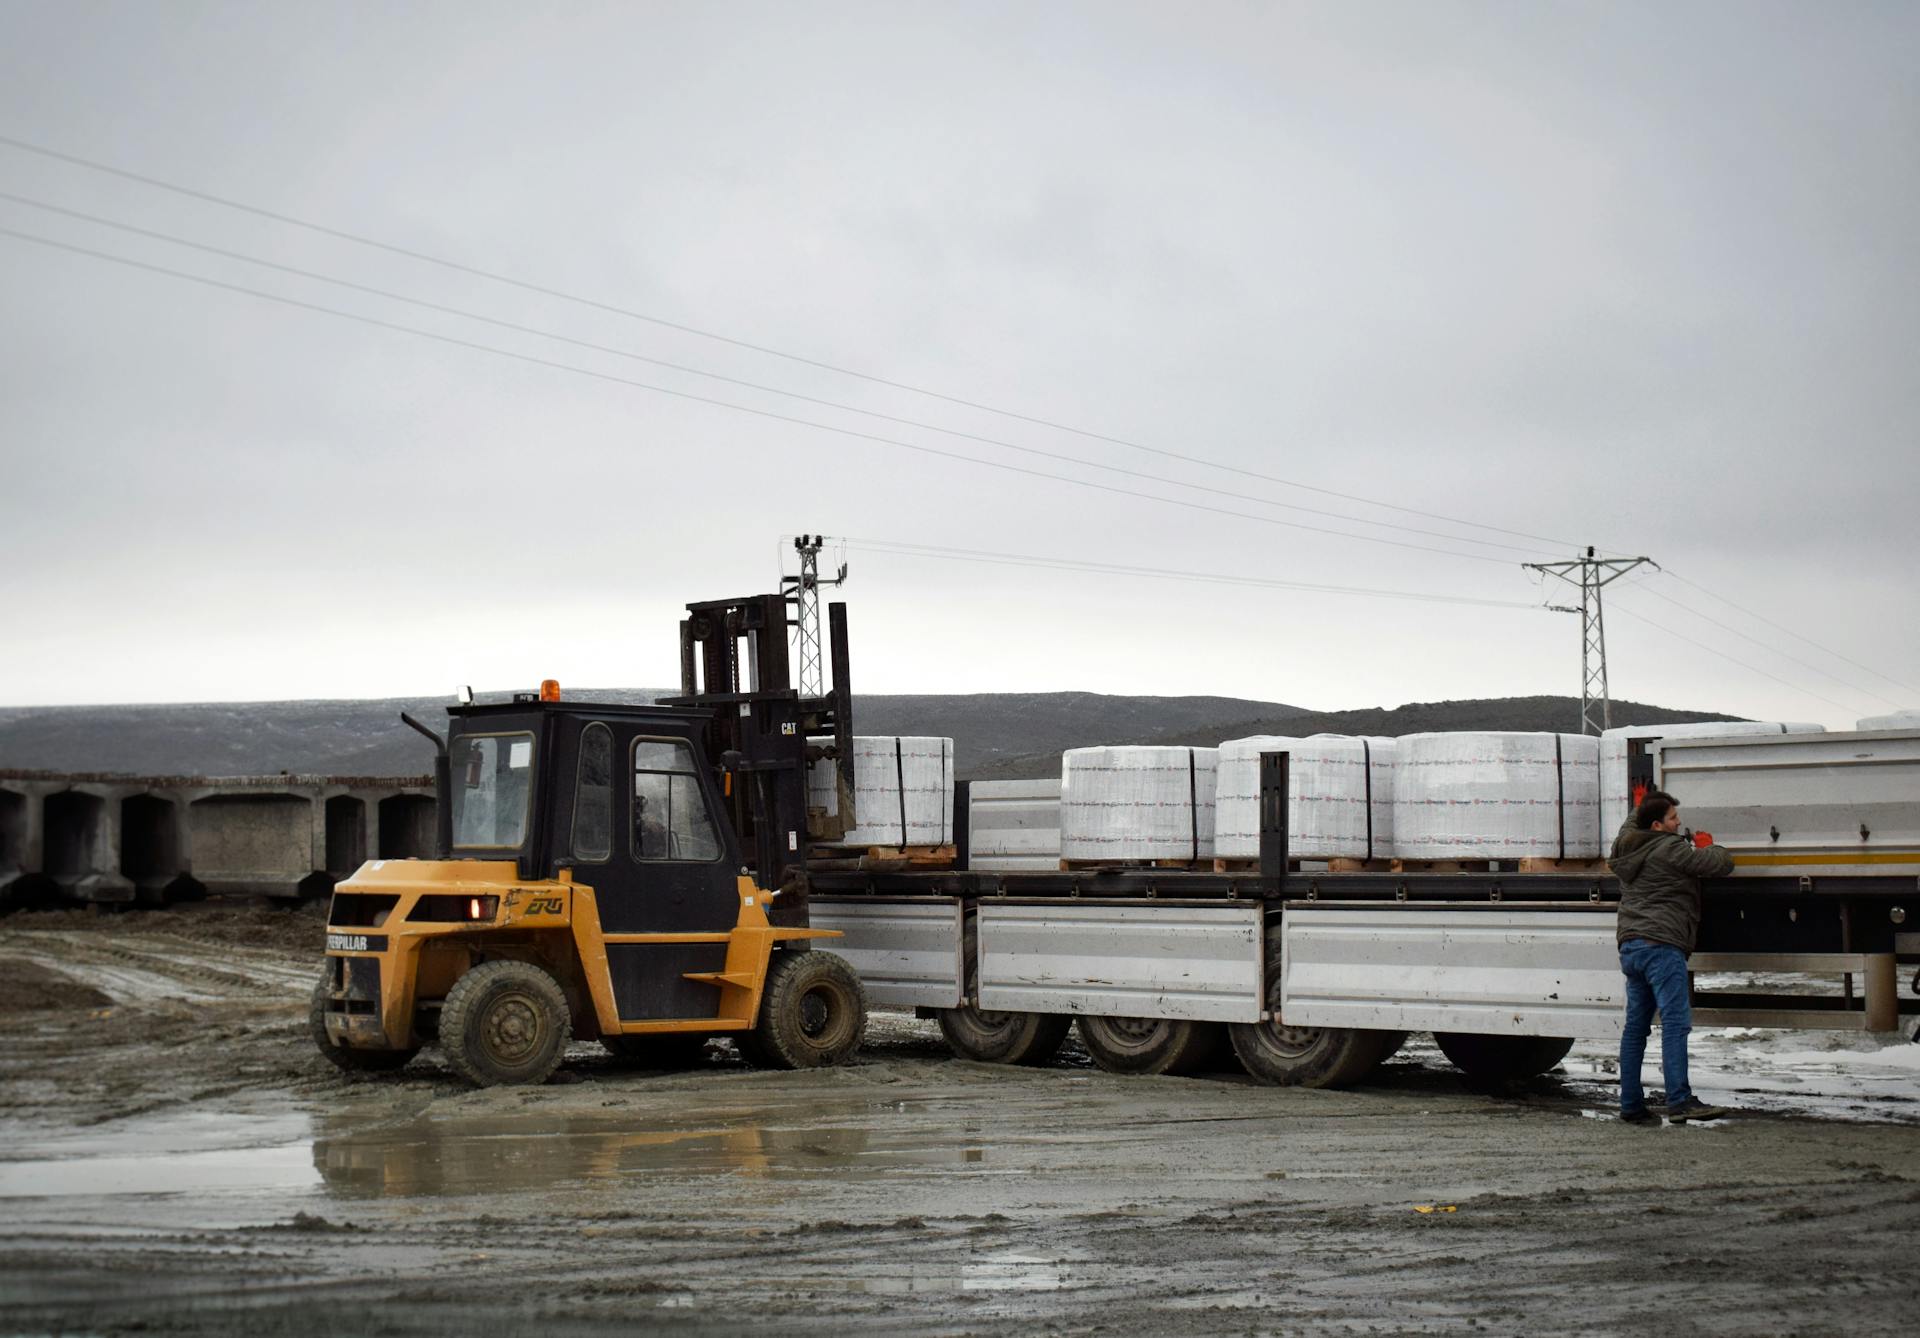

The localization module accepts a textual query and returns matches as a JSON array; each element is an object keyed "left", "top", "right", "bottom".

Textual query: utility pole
[
  {"left": 782, "top": 534, "right": 848, "bottom": 697},
  {"left": 1524, "top": 547, "right": 1657, "bottom": 735}
]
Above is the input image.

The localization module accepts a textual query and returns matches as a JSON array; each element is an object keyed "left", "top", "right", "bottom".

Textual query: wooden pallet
[
  {"left": 811, "top": 843, "right": 957, "bottom": 872},
  {"left": 1060, "top": 857, "right": 1205, "bottom": 872},
  {"left": 1212, "top": 857, "right": 1393, "bottom": 874},
  {"left": 1517, "top": 856, "right": 1610, "bottom": 874},
  {"left": 1390, "top": 858, "right": 1496, "bottom": 873}
]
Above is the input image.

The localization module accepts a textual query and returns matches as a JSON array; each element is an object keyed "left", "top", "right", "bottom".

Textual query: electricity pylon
[
  {"left": 1524, "top": 547, "right": 1657, "bottom": 735},
  {"left": 783, "top": 534, "right": 848, "bottom": 697}
]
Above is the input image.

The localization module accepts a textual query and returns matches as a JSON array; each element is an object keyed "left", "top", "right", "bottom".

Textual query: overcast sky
[{"left": 1, "top": 1, "right": 1914, "bottom": 729}]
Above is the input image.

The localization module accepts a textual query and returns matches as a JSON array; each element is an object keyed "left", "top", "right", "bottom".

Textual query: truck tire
[
  {"left": 1075, "top": 1015, "right": 1227, "bottom": 1076},
  {"left": 740, "top": 949, "right": 867, "bottom": 1069},
  {"left": 1434, "top": 1032, "right": 1575, "bottom": 1083},
  {"left": 939, "top": 1006, "right": 1072, "bottom": 1065},
  {"left": 438, "top": 959, "right": 572, "bottom": 1087},
  {"left": 309, "top": 976, "right": 417, "bottom": 1074},
  {"left": 937, "top": 917, "right": 1070, "bottom": 1065},
  {"left": 1227, "top": 938, "right": 1398, "bottom": 1088},
  {"left": 600, "top": 1034, "right": 711, "bottom": 1069}
]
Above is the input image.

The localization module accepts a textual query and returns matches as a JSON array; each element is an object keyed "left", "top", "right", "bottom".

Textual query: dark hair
[{"left": 1634, "top": 791, "right": 1678, "bottom": 829}]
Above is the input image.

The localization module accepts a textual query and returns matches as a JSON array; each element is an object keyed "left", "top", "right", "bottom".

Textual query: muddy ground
[{"left": 1, "top": 906, "right": 1916, "bottom": 1336}]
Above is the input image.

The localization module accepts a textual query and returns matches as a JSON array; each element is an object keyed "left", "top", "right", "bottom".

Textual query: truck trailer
[{"left": 812, "top": 730, "right": 1918, "bottom": 1086}]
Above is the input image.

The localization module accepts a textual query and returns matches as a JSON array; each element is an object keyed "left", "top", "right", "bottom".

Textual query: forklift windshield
[{"left": 450, "top": 732, "right": 535, "bottom": 850}]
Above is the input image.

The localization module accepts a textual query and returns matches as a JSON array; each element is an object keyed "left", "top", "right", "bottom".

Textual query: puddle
[
  {"left": 840, "top": 1250, "right": 1067, "bottom": 1294},
  {"left": 0, "top": 1139, "right": 320, "bottom": 1198},
  {"left": 314, "top": 1106, "right": 999, "bottom": 1198}
]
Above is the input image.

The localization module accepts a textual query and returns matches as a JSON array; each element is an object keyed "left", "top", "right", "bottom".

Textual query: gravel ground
[{"left": 1, "top": 903, "right": 1916, "bottom": 1336}]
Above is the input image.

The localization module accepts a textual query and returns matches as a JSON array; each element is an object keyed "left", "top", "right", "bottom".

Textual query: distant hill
[
  {"left": 0, "top": 689, "right": 1309, "bottom": 780},
  {"left": 967, "top": 695, "right": 1749, "bottom": 779},
  {"left": 0, "top": 690, "right": 1743, "bottom": 783}
]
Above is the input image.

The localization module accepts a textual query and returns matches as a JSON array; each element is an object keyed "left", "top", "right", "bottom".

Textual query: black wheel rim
[
  {"left": 797, "top": 980, "right": 853, "bottom": 1052},
  {"left": 480, "top": 989, "right": 548, "bottom": 1067}
]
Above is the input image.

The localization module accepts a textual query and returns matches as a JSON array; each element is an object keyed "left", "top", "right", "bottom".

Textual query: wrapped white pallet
[
  {"left": 806, "top": 736, "right": 954, "bottom": 847},
  {"left": 1394, "top": 732, "right": 1601, "bottom": 860},
  {"left": 1599, "top": 721, "right": 1826, "bottom": 836},
  {"left": 1059, "top": 746, "right": 1217, "bottom": 862},
  {"left": 1857, "top": 710, "right": 1920, "bottom": 731},
  {"left": 1213, "top": 735, "right": 1394, "bottom": 860}
]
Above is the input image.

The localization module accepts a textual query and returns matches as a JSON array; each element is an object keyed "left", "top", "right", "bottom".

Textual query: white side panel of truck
[
  {"left": 1281, "top": 906, "right": 1625, "bottom": 1039},
  {"left": 977, "top": 899, "right": 1264, "bottom": 1022},
  {"left": 1656, "top": 729, "right": 1920, "bottom": 876},
  {"left": 808, "top": 897, "right": 965, "bottom": 1008}
]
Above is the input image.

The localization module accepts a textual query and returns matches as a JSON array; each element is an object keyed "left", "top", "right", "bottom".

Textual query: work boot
[
  {"left": 1619, "top": 1107, "right": 1659, "bottom": 1126},
  {"left": 1666, "top": 1096, "right": 1732, "bottom": 1123}
]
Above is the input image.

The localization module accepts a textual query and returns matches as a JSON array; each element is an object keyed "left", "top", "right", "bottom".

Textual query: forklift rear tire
[
  {"left": 1076, "top": 1015, "right": 1227, "bottom": 1076},
  {"left": 438, "top": 959, "right": 572, "bottom": 1087},
  {"left": 740, "top": 949, "right": 867, "bottom": 1069},
  {"left": 601, "top": 1034, "right": 711, "bottom": 1069},
  {"left": 1434, "top": 1032, "right": 1575, "bottom": 1083},
  {"left": 309, "top": 977, "right": 417, "bottom": 1074}
]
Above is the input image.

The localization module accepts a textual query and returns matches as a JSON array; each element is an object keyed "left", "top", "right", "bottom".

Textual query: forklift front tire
[
  {"left": 309, "top": 977, "right": 417, "bottom": 1074},
  {"left": 439, "top": 959, "right": 572, "bottom": 1087},
  {"left": 741, "top": 949, "right": 867, "bottom": 1069}
]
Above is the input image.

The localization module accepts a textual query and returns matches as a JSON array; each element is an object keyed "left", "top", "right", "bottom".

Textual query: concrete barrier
[{"left": 0, "top": 771, "right": 432, "bottom": 907}]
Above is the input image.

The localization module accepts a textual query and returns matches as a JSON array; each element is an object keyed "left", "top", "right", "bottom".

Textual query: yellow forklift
[{"left": 311, "top": 591, "right": 868, "bottom": 1086}]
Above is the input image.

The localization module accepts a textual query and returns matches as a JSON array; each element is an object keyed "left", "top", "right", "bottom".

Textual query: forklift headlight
[{"left": 467, "top": 896, "right": 498, "bottom": 921}]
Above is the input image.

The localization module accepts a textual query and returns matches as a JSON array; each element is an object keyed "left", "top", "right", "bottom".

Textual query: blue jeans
[{"left": 1619, "top": 937, "right": 1692, "bottom": 1112}]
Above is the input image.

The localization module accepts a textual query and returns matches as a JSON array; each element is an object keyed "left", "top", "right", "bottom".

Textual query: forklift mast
[{"left": 660, "top": 592, "right": 853, "bottom": 893}]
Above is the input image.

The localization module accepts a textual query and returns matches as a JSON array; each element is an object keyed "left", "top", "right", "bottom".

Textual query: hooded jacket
[{"left": 1608, "top": 820, "right": 1735, "bottom": 953}]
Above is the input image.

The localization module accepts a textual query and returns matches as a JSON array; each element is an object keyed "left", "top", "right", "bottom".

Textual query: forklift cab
[{"left": 446, "top": 697, "right": 744, "bottom": 937}]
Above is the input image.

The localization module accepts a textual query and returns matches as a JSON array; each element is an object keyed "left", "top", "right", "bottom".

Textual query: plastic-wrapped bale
[
  {"left": 1599, "top": 721, "right": 1825, "bottom": 837},
  {"left": 1059, "top": 746, "right": 1217, "bottom": 863},
  {"left": 806, "top": 736, "right": 954, "bottom": 847},
  {"left": 1857, "top": 710, "right": 1920, "bottom": 731},
  {"left": 1394, "top": 732, "right": 1601, "bottom": 861},
  {"left": 1213, "top": 735, "right": 1394, "bottom": 860}
]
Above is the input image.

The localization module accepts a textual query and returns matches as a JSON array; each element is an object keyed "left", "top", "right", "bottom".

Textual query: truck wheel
[
  {"left": 308, "top": 977, "right": 417, "bottom": 1074},
  {"left": 438, "top": 960, "right": 572, "bottom": 1087},
  {"left": 601, "top": 1034, "right": 710, "bottom": 1068},
  {"left": 1434, "top": 1032, "right": 1575, "bottom": 1083},
  {"left": 1227, "top": 938, "right": 1396, "bottom": 1088},
  {"left": 1076, "top": 1015, "right": 1227, "bottom": 1076},
  {"left": 937, "top": 916, "right": 1069, "bottom": 1065},
  {"left": 940, "top": 1006, "right": 1072, "bottom": 1065},
  {"left": 742, "top": 949, "right": 867, "bottom": 1069}
]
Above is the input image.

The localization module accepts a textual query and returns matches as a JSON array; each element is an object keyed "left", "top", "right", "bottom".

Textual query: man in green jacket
[{"left": 1609, "top": 790, "right": 1736, "bottom": 1125}]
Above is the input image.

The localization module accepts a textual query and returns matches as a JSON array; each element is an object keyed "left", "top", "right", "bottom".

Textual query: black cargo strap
[
  {"left": 894, "top": 737, "right": 908, "bottom": 851},
  {"left": 1187, "top": 747, "right": 1199, "bottom": 863},
  {"left": 1554, "top": 733, "right": 1566, "bottom": 861},
  {"left": 940, "top": 738, "right": 951, "bottom": 845},
  {"left": 1362, "top": 738, "right": 1374, "bottom": 861}
]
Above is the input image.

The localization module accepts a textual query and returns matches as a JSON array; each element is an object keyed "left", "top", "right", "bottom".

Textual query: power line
[
  {"left": 1607, "top": 601, "right": 1858, "bottom": 716},
  {"left": 1631, "top": 579, "right": 1899, "bottom": 711},
  {"left": 0, "top": 189, "right": 1551, "bottom": 559},
  {"left": 839, "top": 536, "right": 1547, "bottom": 609},
  {"left": 1661, "top": 569, "right": 1920, "bottom": 701},
  {"left": 0, "top": 223, "right": 1526, "bottom": 566},
  {"left": 0, "top": 130, "right": 1580, "bottom": 552}
]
